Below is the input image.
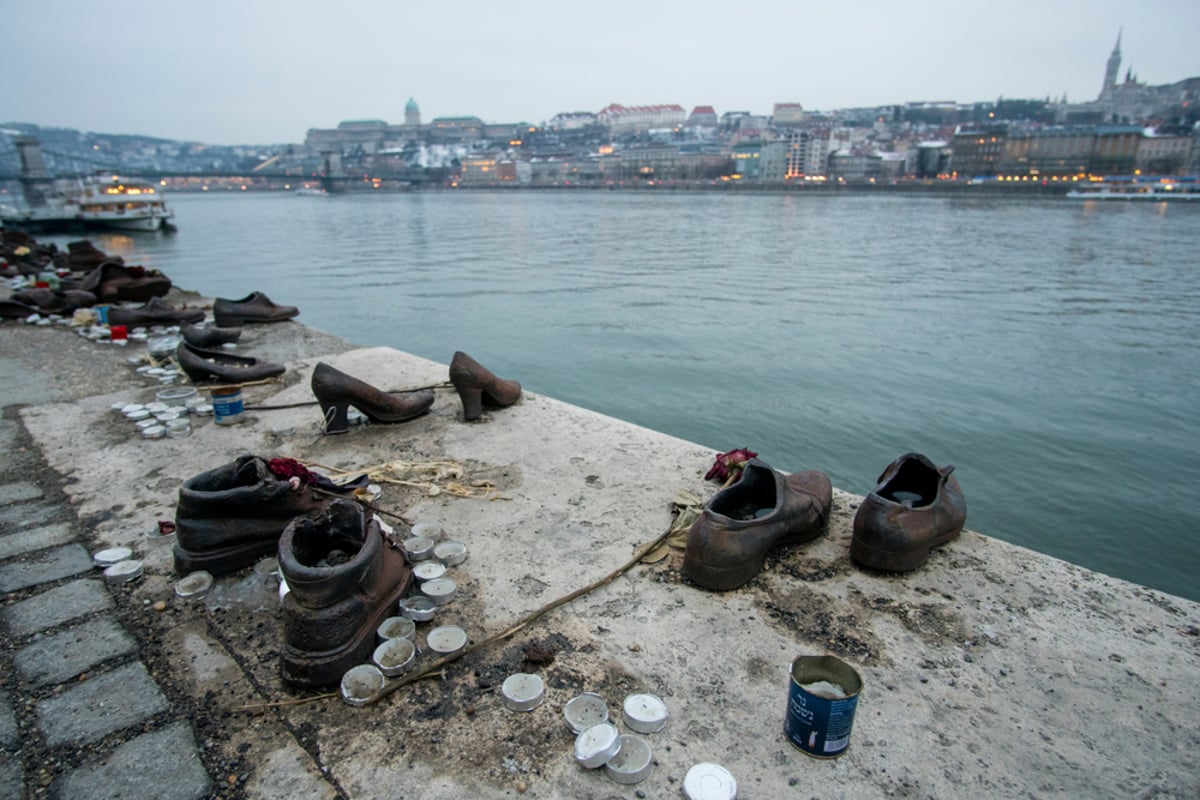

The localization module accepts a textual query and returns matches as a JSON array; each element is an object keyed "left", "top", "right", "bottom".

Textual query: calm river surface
[{"left": 74, "top": 190, "right": 1200, "bottom": 601}]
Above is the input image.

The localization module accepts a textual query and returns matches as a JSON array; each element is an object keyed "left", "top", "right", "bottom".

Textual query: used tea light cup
[
  {"left": 433, "top": 540, "right": 468, "bottom": 566},
  {"left": 92, "top": 547, "right": 133, "bottom": 568},
  {"left": 376, "top": 616, "right": 416, "bottom": 642},
  {"left": 605, "top": 734, "right": 653, "bottom": 785},
  {"left": 425, "top": 625, "right": 467, "bottom": 656},
  {"left": 410, "top": 521, "right": 442, "bottom": 539},
  {"left": 402, "top": 536, "right": 435, "bottom": 561},
  {"left": 622, "top": 693, "right": 669, "bottom": 733},
  {"left": 682, "top": 762, "right": 738, "bottom": 800},
  {"left": 341, "top": 664, "right": 386, "bottom": 707},
  {"left": 175, "top": 570, "right": 214, "bottom": 599},
  {"left": 564, "top": 692, "right": 609, "bottom": 734},
  {"left": 398, "top": 595, "right": 437, "bottom": 622},
  {"left": 103, "top": 559, "right": 144, "bottom": 585},
  {"left": 412, "top": 561, "right": 447, "bottom": 583},
  {"left": 574, "top": 722, "right": 621, "bottom": 769},
  {"left": 500, "top": 673, "right": 545, "bottom": 712},
  {"left": 420, "top": 577, "right": 457, "bottom": 606},
  {"left": 373, "top": 637, "right": 416, "bottom": 677}
]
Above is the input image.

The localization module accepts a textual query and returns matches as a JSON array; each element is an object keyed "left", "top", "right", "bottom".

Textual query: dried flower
[
  {"left": 267, "top": 457, "right": 320, "bottom": 485},
  {"left": 704, "top": 447, "right": 758, "bottom": 484}
]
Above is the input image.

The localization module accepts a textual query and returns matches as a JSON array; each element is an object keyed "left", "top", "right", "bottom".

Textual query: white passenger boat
[
  {"left": 1066, "top": 178, "right": 1200, "bottom": 201},
  {"left": 0, "top": 173, "right": 176, "bottom": 232}
]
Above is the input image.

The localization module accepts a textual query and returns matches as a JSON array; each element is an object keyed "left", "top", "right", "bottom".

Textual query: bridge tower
[{"left": 14, "top": 136, "right": 54, "bottom": 208}]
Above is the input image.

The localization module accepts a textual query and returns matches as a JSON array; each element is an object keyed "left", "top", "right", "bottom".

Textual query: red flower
[
  {"left": 267, "top": 457, "right": 320, "bottom": 485},
  {"left": 705, "top": 448, "right": 758, "bottom": 483}
]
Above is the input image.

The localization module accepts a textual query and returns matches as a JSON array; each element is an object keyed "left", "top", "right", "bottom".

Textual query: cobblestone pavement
[{"left": 0, "top": 410, "right": 211, "bottom": 800}]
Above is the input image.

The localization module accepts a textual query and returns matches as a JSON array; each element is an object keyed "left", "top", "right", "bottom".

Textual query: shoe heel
[
  {"left": 454, "top": 384, "right": 483, "bottom": 421},
  {"left": 320, "top": 401, "right": 351, "bottom": 434}
]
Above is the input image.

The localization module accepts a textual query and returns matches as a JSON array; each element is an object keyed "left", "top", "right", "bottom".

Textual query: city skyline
[{"left": 4, "top": 0, "right": 1200, "bottom": 146}]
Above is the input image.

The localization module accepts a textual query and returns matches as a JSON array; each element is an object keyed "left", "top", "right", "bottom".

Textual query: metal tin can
[
  {"left": 784, "top": 654, "right": 863, "bottom": 759},
  {"left": 211, "top": 387, "right": 244, "bottom": 425}
]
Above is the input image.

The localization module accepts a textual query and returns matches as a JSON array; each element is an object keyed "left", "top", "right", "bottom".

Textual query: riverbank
[{"left": 0, "top": 290, "right": 1197, "bottom": 799}]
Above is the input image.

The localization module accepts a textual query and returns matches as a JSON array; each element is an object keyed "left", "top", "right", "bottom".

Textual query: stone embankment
[{"left": 0, "top": 286, "right": 1197, "bottom": 800}]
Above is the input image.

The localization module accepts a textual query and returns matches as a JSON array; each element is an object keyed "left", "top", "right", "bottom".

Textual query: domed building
[{"left": 405, "top": 98, "right": 421, "bottom": 128}]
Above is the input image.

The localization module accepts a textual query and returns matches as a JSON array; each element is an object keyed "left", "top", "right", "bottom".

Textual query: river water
[{"left": 69, "top": 190, "right": 1200, "bottom": 601}]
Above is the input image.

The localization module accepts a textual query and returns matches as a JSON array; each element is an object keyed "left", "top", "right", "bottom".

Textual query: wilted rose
[{"left": 704, "top": 447, "right": 758, "bottom": 483}]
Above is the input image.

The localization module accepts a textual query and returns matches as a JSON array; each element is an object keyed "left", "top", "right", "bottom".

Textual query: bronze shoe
[
  {"left": 181, "top": 321, "right": 242, "bottom": 348},
  {"left": 850, "top": 453, "right": 966, "bottom": 572},
  {"left": 175, "top": 341, "right": 285, "bottom": 384},
  {"left": 311, "top": 361, "right": 434, "bottom": 434},
  {"left": 173, "top": 455, "right": 338, "bottom": 576},
  {"left": 683, "top": 459, "right": 832, "bottom": 591},
  {"left": 78, "top": 261, "right": 171, "bottom": 303},
  {"left": 279, "top": 499, "right": 413, "bottom": 687},
  {"left": 213, "top": 291, "right": 298, "bottom": 326},
  {"left": 448, "top": 351, "right": 521, "bottom": 421},
  {"left": 108, "top": 296, "right": 205, "bottom": 326}
]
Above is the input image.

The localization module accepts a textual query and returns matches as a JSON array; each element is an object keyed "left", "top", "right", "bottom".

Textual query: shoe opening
[
  {"left": 291, "top": 503, "right": 366, "bottom": 568},
  {"left": 710, "top": 464, "right": 778, "bottom": 521},
  {"left": 879, "top": 458, "right": 938, "bottom": 508}
]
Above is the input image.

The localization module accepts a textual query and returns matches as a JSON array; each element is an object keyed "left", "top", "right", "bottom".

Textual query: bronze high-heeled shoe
[
  {"left": 310, "top": 361, "right": 435, "bottom": 434},
  {"left": 448, "top": 351, "right": 522, "bottom": 421}
]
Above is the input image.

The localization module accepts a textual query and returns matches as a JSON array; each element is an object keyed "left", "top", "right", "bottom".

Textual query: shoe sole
[
  {"left": 173, "top": 539, "right": 278, "bottom": 577},
  {"left": 850, "top": 527, "right": 963, "bottom": 572}
]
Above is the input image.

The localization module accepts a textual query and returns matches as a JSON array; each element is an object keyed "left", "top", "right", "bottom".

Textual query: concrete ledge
[{"left": 4, "top": 322, "right": 1199, "bottom": 798}]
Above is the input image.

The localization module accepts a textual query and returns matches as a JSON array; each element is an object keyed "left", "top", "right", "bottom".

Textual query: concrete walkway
[{"left": 1, "top": 296, "right": 1198, "bottom": 800}]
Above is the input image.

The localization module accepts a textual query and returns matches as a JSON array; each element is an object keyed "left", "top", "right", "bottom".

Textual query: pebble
[{"left": 153, "top": 600, "right": 167, "bottom": 612}]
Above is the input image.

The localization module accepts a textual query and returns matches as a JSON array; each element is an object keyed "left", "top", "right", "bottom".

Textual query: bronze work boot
[
  {"left": 683, "top": 459, "right": 832, "bottom": 591},
  {"left": 310, "top": 361, "right": 435, "bottom": 434},
  {"left": 448, "top": 351, "right": 522, "bottom": 421},
  {"left": 213, "top": 291, "right": 299, "bottom": 326},
  {"left": 279, "top": 499, "right": 413, "bottom": 687},
  {"left": 173, "top": 455, "right": 338, "bottom": 576},
  {"left": 850, "top": 453, "right": 966, "bottom": 572}
]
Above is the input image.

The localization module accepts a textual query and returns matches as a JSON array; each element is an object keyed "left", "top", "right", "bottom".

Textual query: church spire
[{"left": 1100, "top": 27, "right": 1123, "bottom": 100}]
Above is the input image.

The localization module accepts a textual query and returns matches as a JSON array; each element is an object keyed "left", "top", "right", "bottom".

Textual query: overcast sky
[{"left": 4, "top": 0, "right": 1199, "bottom": 145}]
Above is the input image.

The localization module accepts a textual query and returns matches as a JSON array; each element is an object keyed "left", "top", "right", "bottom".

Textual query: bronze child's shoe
[
  {"left": 310, "top": 361, "right": 435, "bottom": 434},
  {"left": 683, "top": 458, "right": 832, "bottom": 591},
  {"left": 279, "top": 499, "right": 414, "bottom": 687},
  {"left": 448, "top": 351, "right": 521, "bottom": 421},
  {"left": 850, "top": 453, "right": 966, "bottom": 572}
]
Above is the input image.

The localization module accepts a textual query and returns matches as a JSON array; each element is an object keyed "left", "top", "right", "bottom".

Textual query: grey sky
[{"left": 4, "top": 0, "right": 1199, "bottom": 145}]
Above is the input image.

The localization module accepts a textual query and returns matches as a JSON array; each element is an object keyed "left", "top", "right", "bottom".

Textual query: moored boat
[
  {"left": 1066, "top": 177, "right": 1200, "bottom": 201},
  {"left": 0, "top": 173, "right": 176, "bottom": 233}
]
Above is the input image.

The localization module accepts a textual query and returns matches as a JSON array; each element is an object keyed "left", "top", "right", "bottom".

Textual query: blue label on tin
[
  {"left": 212, "top": 392, "right": 243, "bottom": 419},
  {"left": 785, "top": 682, "right": 859, "bottom": 757}
]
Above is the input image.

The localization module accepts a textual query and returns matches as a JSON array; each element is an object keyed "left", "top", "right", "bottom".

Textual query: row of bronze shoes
[
  {"left": 681, "top": 452, "right": 967, "bottom": 589},
  {"left": 168, "top": 448, "right": 966, "bottom": 690}
]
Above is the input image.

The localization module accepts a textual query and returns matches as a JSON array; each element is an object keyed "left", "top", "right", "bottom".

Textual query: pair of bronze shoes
[
  {"left": 310, "top": 351, "right": 522, "bottom": 434},
  {"left": 682, "top": 453, "right": 967, "bottom": 591}
]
